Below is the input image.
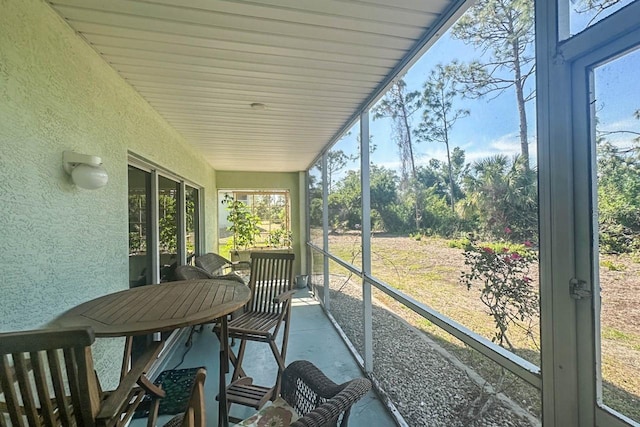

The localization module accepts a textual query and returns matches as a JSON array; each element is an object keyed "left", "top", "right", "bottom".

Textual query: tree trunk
[
  {"left": 441, "top": 87, "right": 456, "bottom": 212},
  {"left": 445, "top": 141, "right": 456, "bottom": 213},
  {"left": 399, "top": 85, "right": 421, "bottom": 230},
  {"left": 512, "top": 39, "right": 530, "bottom": 170}
]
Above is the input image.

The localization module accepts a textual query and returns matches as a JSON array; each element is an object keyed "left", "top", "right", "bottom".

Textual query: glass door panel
[
  {"left": 158, "top": 175, "right": 180, "bottom": 282},
  {"left": 185, "top": 185, "right": 199, "bottom": 265},
  {"left": 592, "top": 48, "right": 640, "bottom": 422},
  {"left": 128, "top": 166, "right": 152, "bottom": 288}
]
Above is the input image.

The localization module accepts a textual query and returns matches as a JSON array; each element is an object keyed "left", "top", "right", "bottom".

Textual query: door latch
[{"left": 570, "top": 278, "right": 592, "bottom": 300}]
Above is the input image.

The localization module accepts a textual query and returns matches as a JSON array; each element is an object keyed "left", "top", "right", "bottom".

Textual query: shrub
[
  {"left": 460, "top": 233, "right": 538, "bottom": 350},
  {"left": 600, "top": 259, "right": 625, "bottom": 271}
]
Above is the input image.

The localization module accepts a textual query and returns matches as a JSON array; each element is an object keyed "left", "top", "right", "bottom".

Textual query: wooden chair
[
  {"left": 195, "top": 253, "right": 249, "bottom": 285},
  {"left": 223, "top": 252, "right": 296, "bottom": 412},
  {"left": 0, "top": 327, "right": 164, "bottom": 427},
  {"left": 161, "top": 368, "right": 206, "bottom": 427},
  {"left": 281, "top": 361, "right": 372, "bottom": 427}
]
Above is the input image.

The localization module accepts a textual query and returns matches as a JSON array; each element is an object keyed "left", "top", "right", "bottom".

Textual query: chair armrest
[
  {"left": 289, "top": 380, "right": 371, "bottom": 427},
  {"left": 230, "top": 261, "right": 251, "bottom": 270},
  {"left": 273, "top": 289, "right": 297, "bottom": 304},
  {"left": 97, "top": 341, "right": 165, "bottom": 420},
  {"left": 289, "top": 398, "right": 348, "bottom": 427}
]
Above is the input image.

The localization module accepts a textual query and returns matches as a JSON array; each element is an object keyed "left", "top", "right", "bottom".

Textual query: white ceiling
[{"left": 49, "top": 0, "right": 462, "bottom": 172}]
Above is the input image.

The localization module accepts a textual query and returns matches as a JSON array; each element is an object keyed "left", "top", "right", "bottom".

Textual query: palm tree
[{"left": 462, "top": 155, "right": 537, "bottom": 241}]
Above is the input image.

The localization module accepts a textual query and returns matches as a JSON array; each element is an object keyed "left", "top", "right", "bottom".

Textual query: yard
[{"left": 322, "top": 233, "right": 640, "bottom": 423}]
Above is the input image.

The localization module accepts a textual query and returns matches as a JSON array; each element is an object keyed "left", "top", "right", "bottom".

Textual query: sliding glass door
[{"left": 127, "top": 163, "right": 202, "bottom": 287}]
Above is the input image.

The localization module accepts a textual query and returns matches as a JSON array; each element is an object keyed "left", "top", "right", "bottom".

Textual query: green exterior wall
[
  {"left": 0, "top": 0, "right": 218, "bottom": 387},
  {"left": 216, "top": 171, "right": 303, "bottom": 276}
]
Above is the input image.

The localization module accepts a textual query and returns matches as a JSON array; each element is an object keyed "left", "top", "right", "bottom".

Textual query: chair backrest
[
  {"left": 195, "top": 253, "right": 232, "bottom": 276},
  {"left": 0, "top": 327, "right": 102, "bottom": 427},
  {"left": 172, "top": 368, "right": 206, "bottom": 427},
  {"left": 281, "top": 360, "right": 372, "bottom": 427},
  {"left": 175, "top": 264, "right": 213, "bottom": 281},
  {"left": 247, "top": 252, "right": 295, "bottom": 314}
]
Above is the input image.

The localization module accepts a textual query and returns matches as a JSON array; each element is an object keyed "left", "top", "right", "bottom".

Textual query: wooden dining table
[{"left": 52, "top": 278, "right": 251, "bottom": 427}]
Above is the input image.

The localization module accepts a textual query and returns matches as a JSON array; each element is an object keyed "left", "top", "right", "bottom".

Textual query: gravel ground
[{"left": 319, "top": 275, "right": 540, "bottom": 427}]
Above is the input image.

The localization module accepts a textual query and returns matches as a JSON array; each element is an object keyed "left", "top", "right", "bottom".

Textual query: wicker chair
[
  {"left": 0, "top": 327, "right": 164, "bottom": 427},
  {"left": 175, "top": 264, "right": 214, "bottom": 281},
  {"left": 174, "top": 265, "right": 222, "bottom": 347},
  {"left": 195, "top": 253, "right": 249, "bottom": 284},
  {"left": 281, "top": 361, "right": 372, "bottom": 427}
]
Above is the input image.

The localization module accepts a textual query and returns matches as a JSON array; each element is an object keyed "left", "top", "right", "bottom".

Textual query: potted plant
[{"left": 222, "top": 194, "right": 261, "bottom": 262}]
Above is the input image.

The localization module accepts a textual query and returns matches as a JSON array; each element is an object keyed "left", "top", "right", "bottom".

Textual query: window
[{"left": 218, "top": 190, "right": 291, "bottom": 258}]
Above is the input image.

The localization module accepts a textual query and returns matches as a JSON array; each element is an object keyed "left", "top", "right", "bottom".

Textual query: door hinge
[{"left": 570, "top": 278, "right": 592, "bottom": 300}]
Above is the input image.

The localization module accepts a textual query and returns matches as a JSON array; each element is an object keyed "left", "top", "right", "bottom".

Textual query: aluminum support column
[
  {"left": 322, "top": 152, "right": 330, "bottom": 310},
  {"left": 536, "top": 1, "right": 578, "bottom": 424},
  {"left": 178, "top": 181, "right": 187, "bottom": 265},
  {"left": 360, "top": 111, "right": 373, "bottom": 372}
]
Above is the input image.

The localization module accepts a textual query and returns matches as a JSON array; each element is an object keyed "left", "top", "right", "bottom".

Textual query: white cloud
[
  {"left": 372, "top": 131, "right": 540, "bottom": 171},
  {"left": 490, "top": 132, "right": 520, "bottom": 153},
  {"left": 602, "top": 117, "right": 638, "bottom": 133},
  {"left": 416, "top": 147, "right": 448, "bottom": 164},
  {"left": 373, "top": 160, "right": 403, "bottom": 170},
  {"left": 598, "top": 117, "right": 640, "bottom": 148}
]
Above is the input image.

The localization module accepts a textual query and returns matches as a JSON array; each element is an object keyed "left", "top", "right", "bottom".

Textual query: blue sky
[
  {"left": 329, "top": 1, "right": 639, "bottom": 181},
  {"left": 595, "top": 48, "right": 640, "bottom": 147},
  {"left": 335, "top": 30, "right": 538, "bottom": 175}
]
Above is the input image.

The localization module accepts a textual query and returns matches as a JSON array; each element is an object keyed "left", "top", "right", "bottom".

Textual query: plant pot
[
  {"left": 230, "top": 247, "right": 293, "bottom": 264},
  {"left": 230, "top": 250, "right": 251, "bottom": 264},
  {"left": 295, "top": 275, "right": 309, "bottom": 289}
]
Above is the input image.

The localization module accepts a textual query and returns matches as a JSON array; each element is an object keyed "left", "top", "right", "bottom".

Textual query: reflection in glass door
[
  {"left": 128, "top": 166, "right": 152, "bottom": 287},
  {"left": 590, "top": 48, "right": 640, "bottom": 423},
  {"left": 158, "top": 176, "right": 180, "bottom": 282},
  {"left": 186, "top": 185, "right": 199, "bottom": 265}
]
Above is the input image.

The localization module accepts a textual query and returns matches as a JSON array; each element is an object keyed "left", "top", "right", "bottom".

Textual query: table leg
[
  {"left": 219, "top": 316, "right": 229, "bottom": 427},
  {"left": 121, "top": 336, "right": 133, "bottom": 380}
]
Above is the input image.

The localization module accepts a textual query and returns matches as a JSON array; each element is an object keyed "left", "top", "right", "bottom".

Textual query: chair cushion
[
  {"left": 234, "top": 397, "right": 300, "bottom": 426},
  {"left": 162, "top": 413, "right": 186, "bottom": 427}
]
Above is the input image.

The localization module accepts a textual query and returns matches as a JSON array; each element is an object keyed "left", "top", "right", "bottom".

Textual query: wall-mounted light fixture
[{"left": 63, "top": 151, "right": 109, "bottom": 190}]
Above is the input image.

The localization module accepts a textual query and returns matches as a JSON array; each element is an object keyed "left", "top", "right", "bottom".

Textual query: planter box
[{"left": 230, "top": 247, "right": 292, "bottom": 264}]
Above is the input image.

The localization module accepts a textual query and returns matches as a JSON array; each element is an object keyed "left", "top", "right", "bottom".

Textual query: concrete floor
[{"left": 131, "top": 289, "right": 396, "bottom": 426}]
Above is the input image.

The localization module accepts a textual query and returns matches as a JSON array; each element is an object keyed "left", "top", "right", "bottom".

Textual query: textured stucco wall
[
  {"left": 0, "top": 0, "right": 217, "bottom": 387},
  {"left": 216, "top": 171, "right": 302, "bottom": 275}
]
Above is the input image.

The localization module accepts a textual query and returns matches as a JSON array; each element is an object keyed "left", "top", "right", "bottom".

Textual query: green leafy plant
[
  {"left": 600, "top": 259, "right": 626, "bottom": 271},
  {"left": 460, "top": 231, "right": 538, "bottom": 350},
  {"left": 222, "top": 194, "right": 261, "bottom": 251},
  {"left": 267, "top": 228, "right": 292, "bottom": 248},
  {"left": 158, "top": 194, "right": 177, "bottom": 253}
]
